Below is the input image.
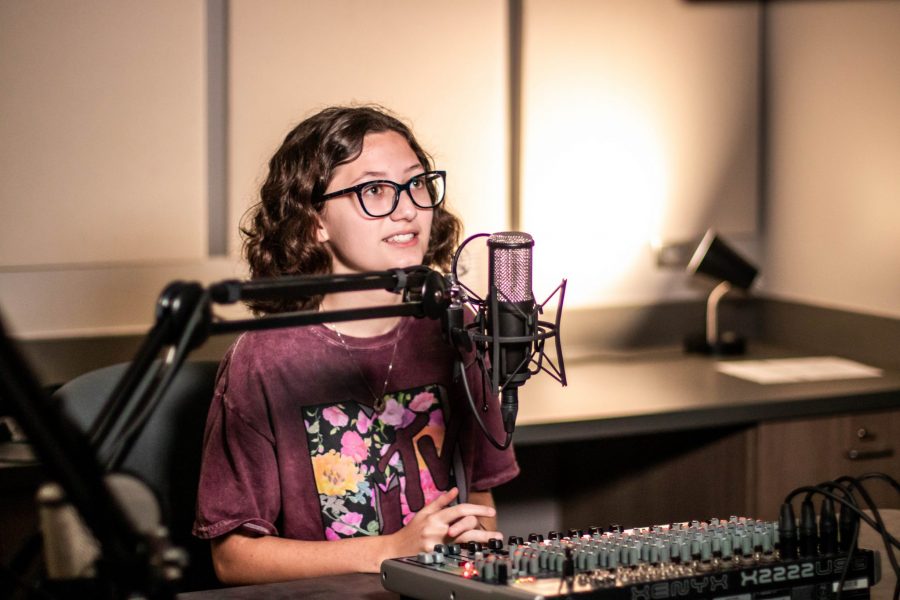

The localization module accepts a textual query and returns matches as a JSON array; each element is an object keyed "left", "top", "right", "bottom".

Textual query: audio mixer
[{"left": 380, "top": 517, "right": 881, "bottom": 600}]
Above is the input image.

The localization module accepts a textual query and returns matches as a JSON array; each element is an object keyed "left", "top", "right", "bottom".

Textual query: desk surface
[
  {"left": 516, "top": 344, "right": 900, "bottom": 444},
  {"left": 4, "top": 344, "right": 899, "bottom": 461},
  {"left": 177, "top": 573, "right": 393, "bottom": 599}
]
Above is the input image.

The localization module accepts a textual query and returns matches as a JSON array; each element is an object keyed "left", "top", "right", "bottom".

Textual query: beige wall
[
  {"left": 0, "top": 0, "right": 508, "bottom": 338},
  {"left": 0, "top": 0, "right": 245, "bottom": 339},
  {"left": 227, "top": 0, "right": 509, "bottom": 255},
  {"left": 1, "top": 0, "right": 897, "bottom": 341},
  {"left": 762, "top": 1, "right": 900, "bottom": 319},
  {"left": 0, "top": 1, "right": 207, "bottom": 267}
]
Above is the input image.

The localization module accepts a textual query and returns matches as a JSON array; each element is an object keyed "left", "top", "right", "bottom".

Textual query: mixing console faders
[{"left": 381, "top": 517, "right": 881, "bottom": 600}]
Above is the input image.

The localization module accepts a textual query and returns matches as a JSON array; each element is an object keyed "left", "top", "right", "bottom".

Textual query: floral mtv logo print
[{"left": 305, "top": 385, "right": 458, "bottom": 539}]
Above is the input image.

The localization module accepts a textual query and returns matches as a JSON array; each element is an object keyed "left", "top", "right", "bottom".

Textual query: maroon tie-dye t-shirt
[{"left": 192, "top": 317, "right": 519, "bottom": 542}]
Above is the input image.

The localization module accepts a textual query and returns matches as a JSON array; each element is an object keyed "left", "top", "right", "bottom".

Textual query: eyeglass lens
[{"left": 359, "top": 172, "right": 444, "bottom": 217}]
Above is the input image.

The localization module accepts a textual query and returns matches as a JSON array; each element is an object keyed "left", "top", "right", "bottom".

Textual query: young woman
[{"left": 193, "top": 106, "right": 519, "bottom": 584}]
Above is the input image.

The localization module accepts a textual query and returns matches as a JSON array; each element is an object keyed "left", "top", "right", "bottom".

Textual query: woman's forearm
[
  {"left": 211, "top": 490, "right": 500, "bottom": 585},
  {"left": 211, "top": 531, "right": 398, "bottom": 585}
]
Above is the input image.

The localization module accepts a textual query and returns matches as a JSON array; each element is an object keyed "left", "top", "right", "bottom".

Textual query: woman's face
[{"left": 317, "top": 131, "right": 433, "bottom": 274}]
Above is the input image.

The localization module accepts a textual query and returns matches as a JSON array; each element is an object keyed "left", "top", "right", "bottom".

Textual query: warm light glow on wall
[
  {"left": 522, "top": 93, "right": 667, "bottom": 307},
  {"left": 520, "top": 0, "right": 760, "bottom": 310}
]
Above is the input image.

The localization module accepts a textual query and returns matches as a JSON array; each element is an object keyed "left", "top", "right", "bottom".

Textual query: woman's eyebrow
[{"left": 351, "top": 165, "right": 424, "bottom": 184}]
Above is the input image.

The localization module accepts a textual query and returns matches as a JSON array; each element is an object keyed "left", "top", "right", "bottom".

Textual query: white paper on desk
[{"left": 716, "top": 356, "right": 883, "bottom": 384}]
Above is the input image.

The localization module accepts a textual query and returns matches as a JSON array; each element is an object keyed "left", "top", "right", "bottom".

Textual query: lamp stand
[{"left": 684, "top": 281, "right": 747, "bottom": 355}]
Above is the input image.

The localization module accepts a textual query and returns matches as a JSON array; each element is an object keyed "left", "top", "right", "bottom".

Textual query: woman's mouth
[{"left": 384, "top": 232, "right": 416, "bottom": 245}]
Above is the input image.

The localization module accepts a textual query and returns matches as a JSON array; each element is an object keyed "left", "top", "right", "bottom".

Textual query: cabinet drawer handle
[{"left": 846, "top": 448, "right": 894, "bottom": 461}]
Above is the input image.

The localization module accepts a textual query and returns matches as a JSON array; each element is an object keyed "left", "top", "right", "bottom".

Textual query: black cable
[
  {"left": 833, "top": 474, "right": 900, "bottom": 585},
  {"left": 857, "top": 471, "right": 900, "bottom": 494},
  {"left": 803, "top": 479, "right": 863, "bottom": 600},
  {"left": 835, "top": 476, "right": 900, "bottom": 545},
  {"left": 456, "top": 356, "right": 512, "bottom": 451},
  {"left": 834, "top": 475, "right": 900, "bottom": 600},
  {"left": 786, "top": 485, "right": 899, "bottom": 548},
  {"left": 786, "top": 480, "right": 899, "bottom": 600}
]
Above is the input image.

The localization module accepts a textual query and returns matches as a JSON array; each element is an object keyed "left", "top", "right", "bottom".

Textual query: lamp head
[{"left": 687, "top": 229, "right": 758, "bottom": 290}]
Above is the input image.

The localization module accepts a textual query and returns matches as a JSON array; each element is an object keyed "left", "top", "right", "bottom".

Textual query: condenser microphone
[
  {"left": 446, "top": 230, "right": 566, "bottom": 448},
  {"left": 486, "top": 232, "right": 537, "bottom": 428}
]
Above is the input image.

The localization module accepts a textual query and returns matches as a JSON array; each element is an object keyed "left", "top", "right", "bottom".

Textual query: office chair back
[{"left": 52, "top": 360, "right": 220, "bottom": 592}]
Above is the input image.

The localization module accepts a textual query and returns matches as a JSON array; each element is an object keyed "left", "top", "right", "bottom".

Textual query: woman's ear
[{"left": 315, "top": 215, "right": 330, "bottom": 244}]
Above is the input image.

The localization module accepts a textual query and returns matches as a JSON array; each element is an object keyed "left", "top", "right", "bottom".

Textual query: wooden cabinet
[
  {"left": 498, "top": 408, "right": 899, "bottom": 536},
  {"left": 497, "top": 426, "right": 755, "bottom": 535},
  {"left": 754, "top": 408, "right": 900, "bottom": 520}
]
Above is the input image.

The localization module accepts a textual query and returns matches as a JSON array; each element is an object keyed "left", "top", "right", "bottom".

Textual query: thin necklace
[{"left": 327, "top": 322, "right": 401, "bottom": 413}]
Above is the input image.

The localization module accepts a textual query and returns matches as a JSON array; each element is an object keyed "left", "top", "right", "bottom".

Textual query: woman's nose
[{"left": 390, "top": 190, "right": 418, "bottom": 221}]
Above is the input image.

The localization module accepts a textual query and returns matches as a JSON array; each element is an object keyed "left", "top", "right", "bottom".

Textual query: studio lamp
[{"left": 684, "top": 229, "right": 758, "bottom": 355}]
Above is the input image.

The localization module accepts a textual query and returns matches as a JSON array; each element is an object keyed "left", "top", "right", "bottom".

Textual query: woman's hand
[{"left": 384, "top": 487, "right": 503, "bottom": 557}]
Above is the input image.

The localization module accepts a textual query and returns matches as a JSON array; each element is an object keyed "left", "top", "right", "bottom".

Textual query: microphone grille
[{"left": 488, "top": 232, "right": 534, "bottom": 303}]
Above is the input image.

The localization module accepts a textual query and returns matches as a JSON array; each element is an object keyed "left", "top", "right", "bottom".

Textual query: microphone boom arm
[{"left": 3, "top": 265, "right": 449, "bottom": 598}]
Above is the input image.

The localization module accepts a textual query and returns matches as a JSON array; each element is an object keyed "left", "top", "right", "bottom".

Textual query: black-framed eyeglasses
[{"left": 318, "top": 170, "right": 446, "bottom": 218}]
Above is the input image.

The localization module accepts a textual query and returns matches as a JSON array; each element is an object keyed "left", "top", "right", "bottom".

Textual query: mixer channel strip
[{"left": 380, "top": 517, "right": 881, "bottom": 600}]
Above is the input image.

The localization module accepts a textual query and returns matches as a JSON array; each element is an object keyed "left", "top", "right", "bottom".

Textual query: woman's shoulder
[{"left": 220, "top": 326, "right": 332, "bottom": 375}]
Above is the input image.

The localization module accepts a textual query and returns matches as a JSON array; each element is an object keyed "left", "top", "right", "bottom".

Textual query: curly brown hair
[{"left": 242, "top": 105, "right": 462, "bottom": 314}]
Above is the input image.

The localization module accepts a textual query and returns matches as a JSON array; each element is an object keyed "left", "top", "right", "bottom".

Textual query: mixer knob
[
  {"left": 609, "top": 524, "right": 623, "bottom": 533},
  {"left": 761, "top": 529, "right": 775, "bottom": 556},
  {"left": 497, "top": 561, "right": 509, "bottom": 584},
  {"left": 467, "top": 541, "right": 483, "bottom": 553},
  {"left": 741, "top": 534, "right": 754, "bottom": 558},
  {"left": 680, "top": 542, "right": 692, "bottom": 564},
  {"left": 669, "top": 541, "right": 681, "bottom": 563},
  {"left": 528, "top": 533, "right": 544, "bottom": 543},
  {"left": 529, "top": 551, "right": 540, "bottom": 574},
  {"left": 434, "top": 543, "right": 448, "bottom": 555},
  {"left": 751, "top": 529, "right": 761, "bottom": 551},
  {"left": 473, "top": 558, "right": 486, "bottom": 579},
  {"left": 488, "top": 538, "right": 504, "bottom": 551},
  {"left": 482, "top": 559, "right": 495, "bottom": 582},
  {"left": 567, "top": 528, "right": 579, "bottom": 538},
  {"left": 700, "top": 539, "right": 712, "bottom": 561},
  {"left": 721, "top": 535, "right": 734, "bottom": 560},
  {"left": 589, "top": 526, "right": 603, "bottom": 536},
  {"left": 732, "top": 533, "right": 744, "bottom": 556},
  {"left": 598, "top": 547, "right": 609, "bottom": 568},
  {"left": 519, "top": 549, "right": 533, "bottom": 575},
  {"left": 548, "top": 531, "right": 561, "bottom": 540},
  {"left": 511, "top": 548, "right": 525, "bottom": 574},
  {"left": 448, "top": 543, "right": 461, "bottom": 555}
]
